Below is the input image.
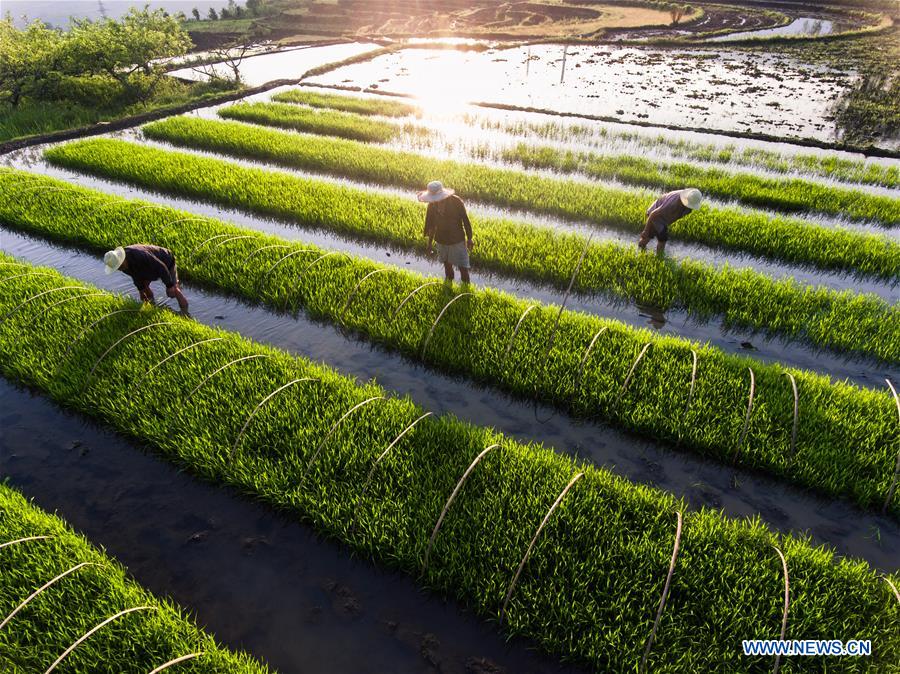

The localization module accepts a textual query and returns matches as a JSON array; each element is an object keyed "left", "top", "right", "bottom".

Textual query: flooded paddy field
[{"left": 2, "top": 17, "right": 899, "bottom": 673}]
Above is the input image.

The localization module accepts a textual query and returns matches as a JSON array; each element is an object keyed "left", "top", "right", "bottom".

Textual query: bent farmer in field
[
  {"left": 104, "top": 244, "right": 189, "bottom": 313},
  {"left": 419, "top": 181, "right": 474, "bottom": 284},
  {"left": 638, "top": 188, "right": 703, "bottom": 255}
]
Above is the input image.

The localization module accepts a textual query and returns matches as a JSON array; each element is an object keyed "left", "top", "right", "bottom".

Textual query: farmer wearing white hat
[
  {"left": 638, "top": 188, "right": 703, "bottom": 255},
  {"left": 104, "top": 244, "right": 189, "bottom": 312},
  {"left": 419, "top": 181, "right": 474, "bottom": 284}
]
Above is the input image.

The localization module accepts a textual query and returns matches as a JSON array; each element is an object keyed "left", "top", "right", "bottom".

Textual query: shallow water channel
[{"left": 2, "top": 230, "right": 898, "bottom": 578}]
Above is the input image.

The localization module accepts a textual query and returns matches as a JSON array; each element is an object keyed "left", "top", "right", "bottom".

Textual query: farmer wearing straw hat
[
  {"left": 104, "top": 244, "right": 189, "bottom": 313},
  {"left": 638, "top": 188, "right": 703, "bottom": 255},
  {"left": 419, "top": 181, "right": 474, "bottom": 284}
]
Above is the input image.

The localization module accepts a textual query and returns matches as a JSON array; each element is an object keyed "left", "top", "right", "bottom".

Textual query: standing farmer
[
  {"left": 104, "top": 244, "right": 189, "bottom": 313},
  {"left": 419, "top": 181, "right": 474, "bottom": 284},
  {"left": 638, "top": 188, "right": 703, "bottom": 255}
]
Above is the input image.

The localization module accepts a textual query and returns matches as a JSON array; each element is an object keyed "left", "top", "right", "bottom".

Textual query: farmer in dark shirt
[
  {"left": 419, "top": 181, "right": 474, "bottom": 284},
  {"left": 104, "top": 244, "right": 189, "bottom": 312},
  {"left": 638, "top": 188, "right": 703, "bottom": 254}
]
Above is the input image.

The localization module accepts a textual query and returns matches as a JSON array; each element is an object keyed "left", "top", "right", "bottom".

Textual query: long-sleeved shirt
[
  {"left": 646, "top": 190, "right": 690, "bottom": 234},
  {"left": 424, "top": 195, "right": 473, "bottom": 245},
  {"left": 122, "top": 244, "right": 177, "bottom": 290}
]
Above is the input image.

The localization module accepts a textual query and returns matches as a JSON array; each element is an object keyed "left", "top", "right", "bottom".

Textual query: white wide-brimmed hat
[
  {"left": 417, "top": 180, "right": 454, "bottom": 203},
  {"left": 679, "top": 188, "right": 703, "bottom": 210},
  {"left": 104, "top": 247, "right": 126, "bottom": 275}
]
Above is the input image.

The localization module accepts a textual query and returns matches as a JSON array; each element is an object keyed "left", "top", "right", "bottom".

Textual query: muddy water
[
  {"left": 0, "top": 380, "right": 584, "bottom": 674},
  {"left": 2, "top": 233, "right": 898, "bottom": 574},
  {"left": 3, "top": 144, "right": 897, "bottom": 389},
  {"left": 306, "top": 44, "right": 855, "bottom": 143},
  {"left": 709, "top": 17, "right": 835, "bottom": 42}
]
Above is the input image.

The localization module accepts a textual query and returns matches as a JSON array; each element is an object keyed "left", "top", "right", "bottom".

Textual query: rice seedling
[
  {"left": 219, "top": 101, "right": 429, "bottom": 144},
  {"left": 464, "top": 114, "right": 900, "bottom": 188},
  {"left": 2, "top": 260, "right": 897, "bottom": 672},
  {"left": 130, "top": 116, "right": 900, "bottom": 277},
  {"left": 500, "top": 144, "right": 900, "bottom": 226},
  {"left": 0, "top": 173, "right": 897, "bottom": 515},
  {"left": 0, "top": 484, "right": 271, "bottom": 673},
  {"left": 35, "top": 147, "right": 900, "bottom": 361},
  {"left": 271, "top": 88, "right": 420, "bottom": 117}
]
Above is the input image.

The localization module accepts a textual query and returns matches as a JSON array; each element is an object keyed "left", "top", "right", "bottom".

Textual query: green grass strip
[
  {"left": 1, "top": 259, "right": 898, "bottom": 672},
  {"left": 42, "top": 140, "right": 900, "bottom": 363},
  {"left": 0, "top": 484, "right": 270, "bottom": 673},
  {"left": 465, "top": 114, "right": 900, "bottom": 189},
  {"left": 229, "top": 100, "right": 899, "bottom": 226},
  {"left": 136, "top": 116, "right": 900, "bottom": 279},
  {"left": 219, "top": 101, "right": 428, "bottom": 144},
  {"left": 499, "top": 143, "right": 900, "bottom": 226},
  {"left": 1, "top": 170, "right": 897, "bottom": 518},
  {"left": 271, "top": 88, "right": 420, "bottom": 117}
]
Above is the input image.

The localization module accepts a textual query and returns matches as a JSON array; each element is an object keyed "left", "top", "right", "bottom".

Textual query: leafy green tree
[
  {"left": 208, "top": 7, "right": 219, "bottom": 20},
  {"left": 191, "top": 7, "right": 201, "bottom": 20},
  {"left": 0, "top": 17, "right": 64, "bottom": 107},
  {"left": 246, "top": 0, "right": 261, "bottom": 16}
]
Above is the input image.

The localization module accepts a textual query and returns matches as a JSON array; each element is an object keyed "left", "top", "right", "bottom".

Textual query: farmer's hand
[{"left": 466, "top": 238, "right": 474, "bottom": 251}]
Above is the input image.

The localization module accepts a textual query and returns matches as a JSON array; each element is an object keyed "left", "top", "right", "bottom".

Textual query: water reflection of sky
[{"left": 309, "top": 44, "right": 854, "bottom": 142}]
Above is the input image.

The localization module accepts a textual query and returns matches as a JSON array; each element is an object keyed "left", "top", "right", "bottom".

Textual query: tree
[
  {"left": 63, "top": 8, "right": 193, "bottom": 100},
  {"left": 208, "top": 7, "right": 219, "bottom": 20},
  {"left": 191, "top": 7, "right": 201, "bottom": 21},
  {"left": 0, "top": 17, "right": 64, "bottom": 107},
  {"left": 246, "top": 0, "right": 261, "bottom": 16},
  {"left": 191, "top": 40, "right": 251, "bottom": 83}
]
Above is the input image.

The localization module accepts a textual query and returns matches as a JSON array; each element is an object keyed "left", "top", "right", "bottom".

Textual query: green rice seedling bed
[
  {"left": 1, "top": 178, "right": 898, "bottom": 518},
  {"left": 40, "top": 144, "right": 900, "bottom": 363},
  {"left": 219, "top": 101, "right": 428, "bottom": 144},
  {"left": 134, "top": 116, "right": 900, "bottom": 278},
  {"left": 499, "top": 143, "right": 900, "bottom": 226},
  {"left": 271, "top": 89, "right": 420, "bottom": 117},
  {"left": 0, "top": 484, "right": 269, "bottom": 673},
  {"left": 463, "top": 115, "right": 900, "bottom": 189},
  {"left": 227, "top": 101, "right": 898, "bottom": 225},
  {"left": 1, "top": 260, "right": 898, "bottom": 672}
]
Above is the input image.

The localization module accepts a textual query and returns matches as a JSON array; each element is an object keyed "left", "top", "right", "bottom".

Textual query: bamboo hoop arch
[
  {"left": 0, "top": 562, "right": 99, "bottom": 631},
  {"left": 617, "top": 343, "right": 652, "bottom": 403},
  {"left": 231, "top": 378, "right": 319, "bottom": 458},
  {"left": 784, "top": 373, "right": 799, "bottom": 458},
  {"left": 772, "top": 545, "right": 790, "bottom": 674},
  {"left": 352, "top": 412, "right": 433, "bottom": 529},
  {"left": 63, "top": 308, "right": 144, "bottom": 359},
  {"left": 0, "top": 271, "right": 59, "bottom": 286},
  {"left": 256, "top": 248, "right": 316, "bottom": 290},
  {"left": 25, "top": 292, "right": 107, "bottom": 327},
  {"left": 734, "top": 368, "right": 757, "bottom": 463},
  {"left": 639, "top": 510, "right": 684, "bottom": 674},
  {"left": 541, "top": 233, "right": 593, "bottom": 362},
  {"left": 684, "top": 349, "right": 699, "bottom": 416},
  {"left": 188, "top": 233, "right": 233, "bottom": 257},
  {"left": 44, "top": 606, "right": 157, "bottom": 673},
  {"left": 136, "top": 337, "right": 225, "bottom": 388},
  {"left": 881, "top": 378, "right": 900, "bottom": 514},
  {"left": 147, "top": 653, "right": 205, "bottom": 674},
  {"left": 500, "top": 472, "right": 584, "bottom": 624},
  {"left": 502, "top": 305, "right": 538, "bottom": 366},
  {"left": 572, "top": 327, "right": 609, "bottom": 395},
  {"left": 83, "top": 322, "right": 175, "bottom": 389},
  {"left": 303, "top": 396, "right": 385, "bottom": 480},
  {"left": 421, "top": 293, "right": 475, "bottom": 359},
  {"left": 0, "top": 287, "right": 91, "bottom": 325},
  {"left": 243, "top": 244, "right": 291, "bottom": 268},
  {"left": 340, "top": 268, "right": 392, "bottom": 324},
  {"left": 423, "top": 443, "right": 502, "bottom": 571},
  {"left": 391, "top": 281, "right": 443, "bottom": 320},
  {"left": 195, "top": 235, "right": 258, "bottom": 264},
  {"left": 185, "top": 354, "right": 273, "bottom": 402},
  {"left": 0, "top": 535, "right": 52, "bottom": 551},
  {"left": 884, "top": 576, "right": 900, "bottom": 606}
]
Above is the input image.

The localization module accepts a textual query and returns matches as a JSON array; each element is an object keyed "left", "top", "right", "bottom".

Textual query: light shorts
[{"left": 436, "top": 241, "right": 470, "bottom": 269}]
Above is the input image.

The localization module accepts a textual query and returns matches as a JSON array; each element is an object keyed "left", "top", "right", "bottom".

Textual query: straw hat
[
  {"left": 679, "top": 188, "right": 703, "bottom": 210},
  {"left": 417, "top": 180, "right": 454, "bottom": 203},
  {"left": 104, "top": 247, "right": 126, "bottom": 274}
]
